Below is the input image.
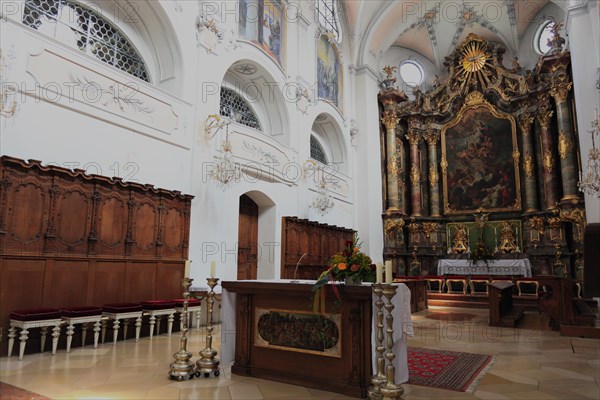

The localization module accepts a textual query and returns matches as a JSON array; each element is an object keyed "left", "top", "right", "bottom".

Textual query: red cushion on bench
[
  {"left": 10, "top": 308, "right": 61, "bottom": 321},
  {"left": 102, "top": 303, "right": 143, "bottom": 313},
  {"left": 140, "top": 300, "right": 176, "bottom": 310},
  {"left": 172, "top": 299, "right": 201, "bottom": 307},
  {"left": 60, "top": 306, "right": 103, "bottom": 318}
]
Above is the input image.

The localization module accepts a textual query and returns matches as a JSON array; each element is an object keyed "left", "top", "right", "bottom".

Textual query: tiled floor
[{"left": 1, "top": 307, "right": 598, "bottom": 399}]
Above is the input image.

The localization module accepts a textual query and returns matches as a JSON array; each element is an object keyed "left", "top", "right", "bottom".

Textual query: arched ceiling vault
[{"left": 343, "top": 0, "right": 564, "bottom": 68}]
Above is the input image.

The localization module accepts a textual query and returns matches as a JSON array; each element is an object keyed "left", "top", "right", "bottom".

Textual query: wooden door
[{"left": 237, "top": 195, "right": 258, "bottom": 280}]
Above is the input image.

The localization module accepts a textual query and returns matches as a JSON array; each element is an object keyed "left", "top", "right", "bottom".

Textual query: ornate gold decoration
[
  {"left": 384, "top": 218, "right": 405, "bottom": 239},
  {"left": 440, "top": 157, "right": 448, "bottom": 174},
  {"left": 410, "top": 164, "right": 420, "bottom": 186},
  {"left": 513, "top": 148, "right": 520, "bottom": 162},
  {"left": 450, "top": 224, "right": 469, "bottom": 254},
  {"left": 387, "top": 156, "right": 400, "bottom": 178},
  {"left": 423, "top": 129, "right": 439, "bottom": 146},
  {"left": 429, "top": 166, "right": 438, "bottom": 187},
  {"left": 550, "top": 82, "right": 572, "bottom": 104},
  {"left": 464, "top": 91, "right": 487, "bottom": 106},
  {"left": 559, "top": 208, "right": 586, "bottom": 243},
  {"left": 558, "top": 130, "right": 572, "bottom": 160},
  {"left": 461, "top": 39, "right": 488, "bottom": 73},
  {"left": 518, "top": 112, "right": 534, "bottom": 136},
  {"left": 525, "top": 216, "right": 544, "bottom": 244},
  {"left": 524, "top": 153, "right": 534, "bottom": 178},
  {"left": 543, "top": 152, "right": 554, "bottom": 173},
  {"left": 381, "top": 110, "right": 399, "bottom": 130},
  {"left": 537, "top": 105, "right": 554, "bottom": 130},
  {"left": 405, "top": 129, "right": 420, "bottom": 147},
  {"left": 422, "top": 222, "right": 438, "bottom": 239},
  {"left": 498, "top": 222, "right": 518, "bottom": 253}
]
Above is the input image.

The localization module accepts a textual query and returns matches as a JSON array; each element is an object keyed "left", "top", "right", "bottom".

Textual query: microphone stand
[{"left": 290, "top": 252, "right": 308, "bottom": 283}]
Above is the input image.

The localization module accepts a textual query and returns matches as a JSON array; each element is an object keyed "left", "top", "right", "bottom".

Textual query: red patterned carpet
[
  {"left": 408, "top": 347, "right": 495, "bottom": 392},
  {"left": 0, "top": 382, "right": 51, "bottom": 400}
]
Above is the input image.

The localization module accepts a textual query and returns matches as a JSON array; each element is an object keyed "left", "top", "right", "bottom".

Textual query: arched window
[
  {"left": 22, "top": 0, "right": 150, "bottom": 82},
  {"left": 315, "top": 0, "right": 341, "bottom": 42},
  {"left": 310, "top": 135, "right": 328, "bottom": 164},
  {"left": 220, "top": 87, "right": 262, "bottom": 131},
  {"left": 399, "top": 60, "right": 424, "bottom": 87},
  {"left": 535, "top": 19, "right": 555, "bottom": 55}
]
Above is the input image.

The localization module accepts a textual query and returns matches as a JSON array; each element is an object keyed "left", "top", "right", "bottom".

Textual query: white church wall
[{"left": 379, "top": 46, "right": 437, "bottom": 94}]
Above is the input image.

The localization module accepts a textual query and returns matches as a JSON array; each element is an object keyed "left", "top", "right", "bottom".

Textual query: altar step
[{"left": 427, "top": 292, "right": 540, "bottom": 310}]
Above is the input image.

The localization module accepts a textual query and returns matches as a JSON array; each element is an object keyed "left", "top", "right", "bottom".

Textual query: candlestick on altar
[
  {"left": 368, "top": 283, "right": 387, "bottom": 400},
  {"left": 169, "top": 278, "right": 196, "bottom": 381},
  {"left": 379, "top": 284, "right": 404, "bottom": 400},
  {"left": 195, "top": 277, "right": 220, "bottom": 378}
]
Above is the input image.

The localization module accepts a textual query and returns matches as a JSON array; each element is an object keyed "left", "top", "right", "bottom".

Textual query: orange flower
[
  {"left": 350, "top": 264, "right": 360, "bottom": 272},
  {"left": 353, "top": 247, "right": 359, "bottom": 253},
  {"left": 337, "top": 263, "right": 347, "bottom": 270}
]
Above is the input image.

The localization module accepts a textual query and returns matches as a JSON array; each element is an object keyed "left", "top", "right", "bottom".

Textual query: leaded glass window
[
  {"left": 310, "top": 135, "right": 328, "bottom": 164},
  {"left": 219, "top": 87, "right": 262, "bottom": 131},
  {"left": 315, "top": 0, "right": 340, "bottom": 42},
  {"left": 22, "top": 0, "right": 150, "bottom": 82}
]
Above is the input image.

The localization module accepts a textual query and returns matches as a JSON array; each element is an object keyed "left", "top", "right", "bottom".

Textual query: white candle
[
  {"left": 376, "top": 263, "right": 383, "bottom": 284},
  {"left": 385, "top": 260, "right": 393, "bottom": 284},
  {"left": 210, "top": 261, "right": 216, "bottom": 278},
  {"left": 184, "top": 260, "right": 190, "bottom": 278}
]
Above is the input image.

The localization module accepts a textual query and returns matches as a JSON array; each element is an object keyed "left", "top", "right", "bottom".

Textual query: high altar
[{"left": 379, "top": 33, "right": 587, "bottom": 284}]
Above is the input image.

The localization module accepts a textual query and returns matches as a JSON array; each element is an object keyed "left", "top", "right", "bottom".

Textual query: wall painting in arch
[
  {"left": 317, "top": 34, "right": 342, "bottom": 108},
  {"left": 441, "top": 93, "right": 521, "bottom": 214},
  {"left": 239, "top": 0, "right": 284, "bottom": 66}
]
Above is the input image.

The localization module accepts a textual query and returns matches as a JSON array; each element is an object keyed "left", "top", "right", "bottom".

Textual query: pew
[
  {"left": 488, "top": 282, "right": 524, "bottom": 327},
  {"left": 537, "top": 276, "right": 598, "bottom": 337}
]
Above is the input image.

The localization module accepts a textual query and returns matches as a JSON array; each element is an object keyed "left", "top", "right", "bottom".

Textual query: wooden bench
[{"left": 488, "top": 282, "right": 524, "bottom": 327}]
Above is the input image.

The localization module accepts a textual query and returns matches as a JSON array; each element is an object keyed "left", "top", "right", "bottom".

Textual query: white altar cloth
[
  {"left": 437, "top": 259, "right": 532, "bottom": 277},
  {"left": 220, "top": 279, "right": 414, "bottom": 384}
]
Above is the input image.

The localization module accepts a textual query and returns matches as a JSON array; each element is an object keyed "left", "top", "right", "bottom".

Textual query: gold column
[
  {"left": 406, "top": 119, "right": 422, "bottom": 217},
  {"left": 518, "top": 111, "right": 539, "bottom": 212},
  {"left": 423, "top": 127, "right": 440, "bottom": 217},
  {"left": 538, "top": 96, "right": 560, "bottom": 210},
  {"left": 381, "top": 110, "right": 402, "bottom": 213},
  {"left": 549, "top": 79, "right": 579, "bottom": 202}
]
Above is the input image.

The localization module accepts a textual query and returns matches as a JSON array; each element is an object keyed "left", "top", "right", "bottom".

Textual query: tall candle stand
[
  {"left": 368, "top": 283, "right": 387, "bottom": 400},
  {"left": 195, "top": 277, "right": 220, "bottom": 377},
  {"left": 379, "top": 284, "right": 404, "bottom": 400},
  {"left": 169, "top": 278, "right": 196, "bottom": 381}
]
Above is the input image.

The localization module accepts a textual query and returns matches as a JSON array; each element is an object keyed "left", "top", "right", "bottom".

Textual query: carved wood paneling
[
  {"left": 0, "top": 156, "right": 194, "bottom": 355},
  {"left": 281, "top": 217, "right": 354, "bottom": 279}
]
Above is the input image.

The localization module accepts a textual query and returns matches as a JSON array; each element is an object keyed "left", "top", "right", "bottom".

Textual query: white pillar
[
  {"left": 352, "top": 65, "right": 384, "bottom": 263},
  {"left": 566, "top": 0, "right": 600, "bottom": 223}
]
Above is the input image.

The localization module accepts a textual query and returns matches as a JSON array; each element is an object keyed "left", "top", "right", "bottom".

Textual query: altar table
[
  {"left": 437, "top": 259, "right": 532, "bottom": 277},
  {"left": 221, "top": 280, "right": 413, "bottom": 398}
]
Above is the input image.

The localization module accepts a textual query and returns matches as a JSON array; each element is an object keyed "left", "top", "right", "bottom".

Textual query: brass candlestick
[
  {"left": 380, "top": 284, "right": 404, "bottom": 400},
  {"left": 368, "top": 283, "right": 387, "bottom": 400},
  {"left": 169, "top": 278, "right": 196, "bottom": 381},
  {"left": 195, "top": 277, "right": 220, "bottom": 377}
]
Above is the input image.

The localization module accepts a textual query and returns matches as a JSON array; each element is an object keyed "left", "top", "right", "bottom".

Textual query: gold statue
[{"left": 498, "top": 222, "right": 517, "bottom": 253}]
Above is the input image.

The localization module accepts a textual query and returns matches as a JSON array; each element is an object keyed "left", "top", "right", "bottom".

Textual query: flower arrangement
[
  {"left": 311, "top": 235, "right": 375, "bottom": 312},
  {"left": 468, "top": 240, "right": 496, "bottom": 266}
]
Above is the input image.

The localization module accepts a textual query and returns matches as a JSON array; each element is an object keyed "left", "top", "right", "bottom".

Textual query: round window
[
  {"left": 535, "top": 19, "right": 555, "bottom": 55},
  {"left": 399, "top": 60, "right": 424, "bottom": 87}
]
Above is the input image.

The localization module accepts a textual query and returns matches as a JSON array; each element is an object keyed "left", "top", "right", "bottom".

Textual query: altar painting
[
  {"left": 442, "top": 102, "right": 521, "bottom": 214},
  {"left": 255, "top": 308, "right": 341, "bottom": 357}
]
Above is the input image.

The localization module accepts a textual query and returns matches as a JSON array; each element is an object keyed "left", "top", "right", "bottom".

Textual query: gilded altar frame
[{"left": 441, "top": 92, "right": 522, "bottom": 214}]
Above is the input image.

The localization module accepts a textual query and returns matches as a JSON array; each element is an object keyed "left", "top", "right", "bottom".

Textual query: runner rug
[
  {"left": 0, "top": 382, "right": 51, "bottom": 400},
  {"left": 408, "top": 347, "right": 495, "bottom": 393}
]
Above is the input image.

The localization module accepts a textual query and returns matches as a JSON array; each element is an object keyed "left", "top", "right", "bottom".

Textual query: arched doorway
[{"left": 237, "top": 194, "right": 258, "bottom": 279}]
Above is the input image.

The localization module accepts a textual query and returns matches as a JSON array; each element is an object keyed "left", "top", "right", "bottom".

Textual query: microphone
[{"left": 291, "top": 252, "right": 308, "bottom": 283}]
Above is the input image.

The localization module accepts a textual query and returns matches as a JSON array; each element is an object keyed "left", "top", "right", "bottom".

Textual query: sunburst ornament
[{"left": 461, "top": 41, "right": 488, "bottom": 73}]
